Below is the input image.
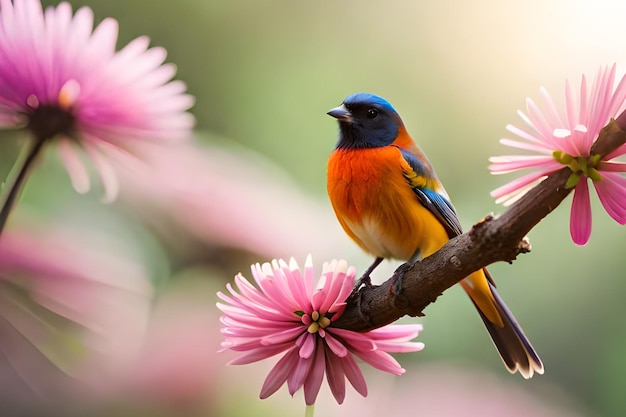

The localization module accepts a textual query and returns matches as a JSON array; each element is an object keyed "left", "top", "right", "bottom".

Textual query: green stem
[
  {"left": 305, "top": 404, "right": 315, "bottom": 417},
  {"left": 0, "top": 136, "right": 46, "bottom": 235}
]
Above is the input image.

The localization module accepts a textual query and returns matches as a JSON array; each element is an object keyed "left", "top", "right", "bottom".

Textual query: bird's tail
[{"left": 460, "top": 268, "right": 544, "bottom": 379}]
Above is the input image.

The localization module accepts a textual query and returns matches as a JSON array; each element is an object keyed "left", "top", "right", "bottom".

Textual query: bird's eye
[{"left": 367, "top": 108, "right": 378, "bottom": 119}]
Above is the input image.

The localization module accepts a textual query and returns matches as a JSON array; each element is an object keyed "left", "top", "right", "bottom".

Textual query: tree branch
[{"left": 333, "top": 118, "right": 626, "bottom": 332}]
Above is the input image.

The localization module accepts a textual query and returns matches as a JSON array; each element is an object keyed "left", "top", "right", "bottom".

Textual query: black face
[{"left": 329, "top": 94, "right": 401, "bottom": 150}]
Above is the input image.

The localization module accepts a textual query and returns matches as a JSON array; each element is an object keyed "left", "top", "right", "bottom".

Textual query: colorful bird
[{"left": 326, "top": 93, "right": 543, "bottom": 378}]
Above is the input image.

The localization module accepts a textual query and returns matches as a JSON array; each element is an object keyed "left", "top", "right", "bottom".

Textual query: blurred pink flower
[
  {"left": 115, "top": 140, "right": 354, "bottom": 261},
  {"left": 489, "top": 65, "right": 626, "bottom": 244},
  {"left": 0, "top": 0, "right": 194, "bottom": 202},
  {"left": 0, "top": 226, "right": 152, "bottom": 400},
  {"left": 217, "top": 256, "right": 424, "bottom": 406},
  {"left": 78, "top": 275, "right": 223, "bottom": 413}
]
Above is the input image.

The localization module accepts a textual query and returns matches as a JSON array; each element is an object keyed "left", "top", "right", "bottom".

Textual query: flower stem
[
  {"left": 305, "top": 404, "right": 315, "bottom": 417},
  {"left": 0, "top": 136, "right": 46, "bottom": 235}
]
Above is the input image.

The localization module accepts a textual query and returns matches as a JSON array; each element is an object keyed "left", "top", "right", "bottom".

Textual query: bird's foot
[
  {"left": 347, "top": 272, "right": 371, "bottom": 306},
  {"left": 345, "top": 257, "right": 383, "bottom": 326},
  {"left": 354, "top": 272, "right": 373, "bottom": 290},
  {"left": 391, "top": 262, "right": 412, "bottom": 296},
  {"left": 356, "top": 257, "right": 383, "bottom": 291},
  {"left": 344, "top": 274, "right": 375, "bottom": 327}
]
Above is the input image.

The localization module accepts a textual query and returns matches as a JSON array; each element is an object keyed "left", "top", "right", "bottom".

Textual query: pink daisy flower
[
  {"left": 217, "top": 255, "right": 424, "bottom": 407},
  {"left": 489, "top": 65, "right": 626, "bottom": 244},
  {"left": 0, "top": 226, "right": 151, "bottom": 399},
  {"left": 0, "top": 0, "right": 194, "bottom": 228}
]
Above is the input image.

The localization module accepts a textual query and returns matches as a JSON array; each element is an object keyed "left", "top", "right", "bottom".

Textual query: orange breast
[{"left": 327, "top": 147, "right": 449, "bottom": 260}]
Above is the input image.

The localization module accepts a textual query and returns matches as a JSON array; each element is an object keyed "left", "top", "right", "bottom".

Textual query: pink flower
[
  {"left": 0, "top": 225, "right": 152, "bottom": 399},
  {"left": 79, "top": 281, "right": 223, "bottom": 411},
  {"left": 0, "top": 0, "right": 194, "bottom": 202},
  {"left": 489, "top": 65, "right": 626, "bottom": 244},
  {"left": 217, "top": 256, "right": 424, "bottom": 406},
  {"left": 114, "top": 141, "right": 353, "bottom": 261}
]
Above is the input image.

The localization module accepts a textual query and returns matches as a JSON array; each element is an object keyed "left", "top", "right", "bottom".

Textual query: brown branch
[
  {"left": 591, "top": 118, "right": 626, "bottom": 157},
  {"left": 333, "top": 118, "right": 626, "bottom": 332}
]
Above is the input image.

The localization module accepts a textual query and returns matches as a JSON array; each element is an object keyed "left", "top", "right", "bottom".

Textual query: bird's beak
[{"left": 327, "top": 104, "right": 353, "bottom": 123}]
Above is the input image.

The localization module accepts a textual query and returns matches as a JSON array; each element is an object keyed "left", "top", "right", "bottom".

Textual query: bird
[{"left": 326, "top": 92, "right": 543, "bottom": 378}]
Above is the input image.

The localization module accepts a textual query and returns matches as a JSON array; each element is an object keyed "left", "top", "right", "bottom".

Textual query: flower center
[
  {"left": 27, "top": 103, "right": 76, "bottom": 141},
  {"left": 24, "top": 81, "right": 80, "bottom": 141},
  {"left": 301, "top": 310, "right": 331, "bottom": 335},
  {"left": 553, "top": 150, "right": 602, "bottom": 188}
]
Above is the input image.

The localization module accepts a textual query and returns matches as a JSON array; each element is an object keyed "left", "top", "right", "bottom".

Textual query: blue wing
[{"left": 399, "top": 148, "right": 463, "bottom": 238}]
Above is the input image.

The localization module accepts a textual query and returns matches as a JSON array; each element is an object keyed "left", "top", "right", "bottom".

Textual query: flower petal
[
  {"left": 260, "top": 347, "right": 299, "bottom": 399},
  {"left": 298, "top": 332, "right": 316, "bottom": 359},
  {"left": 323, "top": 332, "right": 348, "bottom": 357},
  {"left": 339, "top": 350, "right": 368, "bottom": 398},
  {"left": 488, "top": 155, "right": 557, "bottom": 174},
  {"left": 82, "top": 139, "right": 119, "bottom": 203},
  {"left": 288, "top": 343, "right": 314, "bottom": 396},
  {"left": 57, "top": 137, "right": 90, "bottom": 194},
  {"left": 303, "top": 338, "right": 326, "bottom": 406},
  {"left": 353, "top": 349, "right": 406, "bottom": 375},
  {"left": 570, "top": 179, "right": 592, "bottom": 245},
  {"left": 490, "top": 170, "right": 553, "bottom": 203},
  {"left": 594, "top": 172, "right": 626, "bottom": 224},
  {"left": 228, "top": 344, "right": 289, "bottom": 365},
  {"left": 324, "top": 349, "right": 347, "bottom": 404}
]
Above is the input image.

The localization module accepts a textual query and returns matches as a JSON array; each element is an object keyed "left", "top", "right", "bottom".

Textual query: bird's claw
[
  {"left": 354, "top": 272, "right": 373, "bottom": 290},
  {"left": 344, "top": 276, "right": 373, "bottom": 326},
  {"left": 391, "top": 262, "right": 412, "bottom": 296}
]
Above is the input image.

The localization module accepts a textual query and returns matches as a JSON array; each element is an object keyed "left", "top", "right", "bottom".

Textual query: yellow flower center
[
  {"left": 306, "top": 310, "right": 332, "bottom": 334},
  {"left": 553, "top": 150, "right": 602, "bottom": 188}
]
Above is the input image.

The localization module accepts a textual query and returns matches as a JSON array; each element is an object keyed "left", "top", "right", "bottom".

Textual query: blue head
[{"left": 327, "top": 93, "right": 403, "bottom": 149}]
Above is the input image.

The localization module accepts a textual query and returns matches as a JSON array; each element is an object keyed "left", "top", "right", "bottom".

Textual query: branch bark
[{"left": 333, "top": 118, "right": 626, "bottom": 332}]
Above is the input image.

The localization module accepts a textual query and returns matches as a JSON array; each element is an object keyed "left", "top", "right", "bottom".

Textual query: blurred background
[{"left": 1, "top": 0, "right": 626, "bottom": 416}]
